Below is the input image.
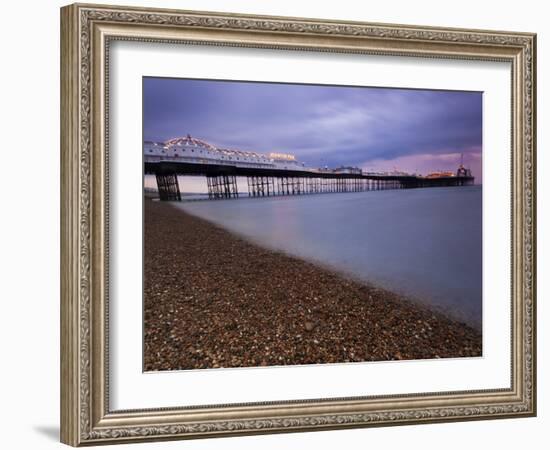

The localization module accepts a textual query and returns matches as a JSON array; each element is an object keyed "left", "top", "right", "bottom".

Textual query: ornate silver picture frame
[{"left": 60, "top": 3, "right": 536, "bottom": 446}]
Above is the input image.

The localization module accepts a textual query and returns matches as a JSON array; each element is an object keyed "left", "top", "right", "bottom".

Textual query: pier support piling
[
  {"left": 208, "top": 175, "right": 238, "bottom": 199},
  {"left": 156, "top": 173, "right": 181, "bottom": 201}
]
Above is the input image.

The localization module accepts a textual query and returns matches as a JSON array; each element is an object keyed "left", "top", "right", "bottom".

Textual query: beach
[{"left": 144, "top": 198, "right": 482, "bottom": 371}]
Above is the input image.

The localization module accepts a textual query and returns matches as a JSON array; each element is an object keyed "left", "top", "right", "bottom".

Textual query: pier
[
  {"left": 147, "top": 161, "right": 474, "bottom": 201},
  {"left": 144, "top": 135, "right": 474, "bottom": 201}
]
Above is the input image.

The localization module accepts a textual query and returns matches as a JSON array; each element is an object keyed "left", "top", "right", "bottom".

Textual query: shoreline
[
  {"left": 175, "top": 198, "right": 481, "bottom": 332},
  {"left": 144, "top": 198, "right": 481, "bottom": 371}
]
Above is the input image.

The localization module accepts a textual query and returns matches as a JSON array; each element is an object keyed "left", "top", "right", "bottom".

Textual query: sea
[{"left": 172, "top": 185, "right": 483, "bottom": 330}]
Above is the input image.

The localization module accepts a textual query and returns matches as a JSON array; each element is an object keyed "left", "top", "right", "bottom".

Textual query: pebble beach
[{"left": 144, "top": 198, "right": 482, "bottom": 371}]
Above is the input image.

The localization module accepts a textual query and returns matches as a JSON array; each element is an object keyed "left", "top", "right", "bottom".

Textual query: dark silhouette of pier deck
[{"left": 145, "top": 161, "right": 474, "bottom": 201}]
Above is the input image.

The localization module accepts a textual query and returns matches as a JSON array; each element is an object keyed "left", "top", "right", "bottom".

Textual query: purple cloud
[{"left": 143, "top": 77, "right": 482, "bottom": 181}]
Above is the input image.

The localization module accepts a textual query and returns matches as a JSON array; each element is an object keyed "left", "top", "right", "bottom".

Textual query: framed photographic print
[{"left": 60, "top": 3, "right": 537, "bottom": 446}]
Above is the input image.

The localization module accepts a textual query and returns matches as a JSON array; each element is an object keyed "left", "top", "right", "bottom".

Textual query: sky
[{"left": 143, "top": 77, "right": 482, "bottom": 182}]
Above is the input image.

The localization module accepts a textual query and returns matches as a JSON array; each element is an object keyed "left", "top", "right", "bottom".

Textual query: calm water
[{"left": 175, "top": 186, "right": 482, "bottom": 329}]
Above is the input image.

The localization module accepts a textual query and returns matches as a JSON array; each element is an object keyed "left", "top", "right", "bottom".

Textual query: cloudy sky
[{"left": 143, "top": 77, "right": 482, "bottom": 181}]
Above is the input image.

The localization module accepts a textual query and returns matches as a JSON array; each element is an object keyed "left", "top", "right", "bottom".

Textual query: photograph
[{"left": 143, "top": 77, "right": 483, "bottom": 371}]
